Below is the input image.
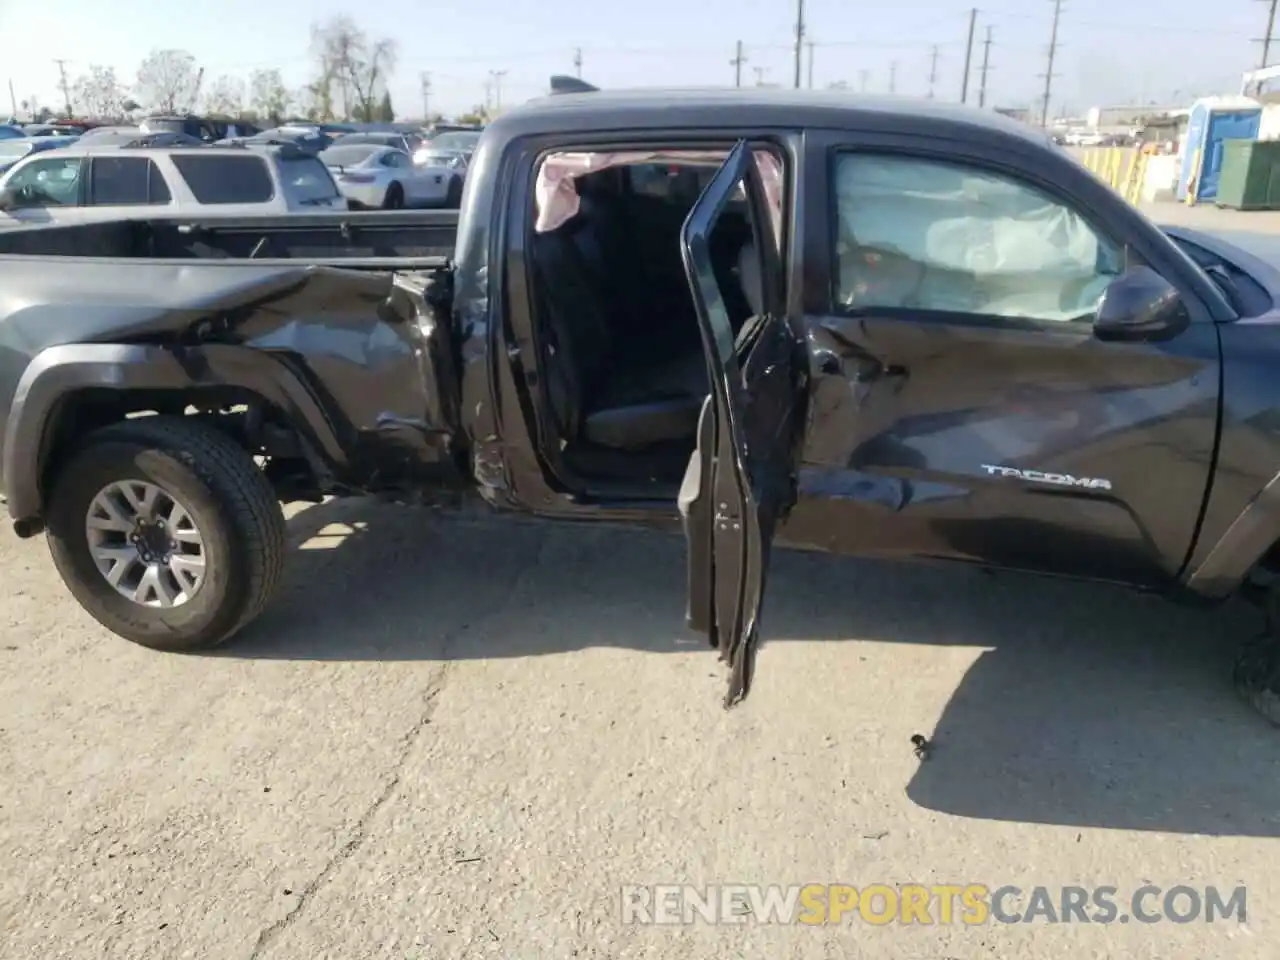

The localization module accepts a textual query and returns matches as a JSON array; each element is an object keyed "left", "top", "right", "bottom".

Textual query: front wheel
[
  {"left": 44, "top": 416, "right": 287, "bottom": 652},
  {"left": 383, "top": 182, "right": 405, "bottom": 209}
]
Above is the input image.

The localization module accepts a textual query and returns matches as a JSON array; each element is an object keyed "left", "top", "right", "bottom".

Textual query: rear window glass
[
  {"left": 279, "top": 156, "right": 341, "bottom": 203},
  {"left": 171, "top": 154, "right": 274, "bottom": 204},
  {"left": 318, "top": 145, "right": 379, "bottom": 167}
]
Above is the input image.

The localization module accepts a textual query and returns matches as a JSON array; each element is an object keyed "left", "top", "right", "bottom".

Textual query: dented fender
[{"left": 2, "top": 341, "right": 347, "bottom": 526}]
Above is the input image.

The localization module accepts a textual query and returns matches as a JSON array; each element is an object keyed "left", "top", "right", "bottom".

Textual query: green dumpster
[{"left": 1216, "top": 139, "right": 1280, "bottom": 211}]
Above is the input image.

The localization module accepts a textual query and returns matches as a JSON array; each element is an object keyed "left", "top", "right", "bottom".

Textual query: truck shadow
[{"left": 225, "top": 498, "right": 1280, "bottom": 838}]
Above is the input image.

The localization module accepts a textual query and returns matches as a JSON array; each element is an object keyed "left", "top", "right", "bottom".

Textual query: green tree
[{"left": 376, "top": 91, "right": 394, "bottom": 122}]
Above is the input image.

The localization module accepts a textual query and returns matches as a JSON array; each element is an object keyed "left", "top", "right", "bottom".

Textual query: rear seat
[{"left": 530, "top": 194, "right": 708, "bottom": 451}]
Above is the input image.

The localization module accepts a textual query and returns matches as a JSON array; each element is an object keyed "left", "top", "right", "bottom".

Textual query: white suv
[{"left": 0, "top": 139, "right": 348, "bottom": 227}]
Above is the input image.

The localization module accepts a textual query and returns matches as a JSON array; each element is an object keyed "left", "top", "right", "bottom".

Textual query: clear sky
[{"left": 0, "top": 0, "right": 1267, "bottom": 119}]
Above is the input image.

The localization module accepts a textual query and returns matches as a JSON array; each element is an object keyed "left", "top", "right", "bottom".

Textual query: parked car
[
  {"left": 138, "top": 115, "right": 258, "bottom": 142},
  {"left": 331, "top": 130, "right": 426, "bottom": 157},
  {"left": 413, "top": 129, "right": 481, "bottom": 173},
  {"left": 78, "top": 125, "right": 146, "bottom": 140},
  {"left": 0, "top": 135, "right": 80, "bottom": 175},
  {"left": 0, "top": 125, "right": 25, "bottom": 140},
  {"left": 0, "top": 140, "right": 346, "bottom": 226},
  {"left": 6, "top": 84, "right": 1280, "bottom": 724},
  {"left": 22, "top": 124, "right": 86, "bottom": 137},
  {"left": 224, "top": 125, "right": 339, "bottom": 154},
  {"left": 318, "top": 143, "right": 460, "bottom": 208}
]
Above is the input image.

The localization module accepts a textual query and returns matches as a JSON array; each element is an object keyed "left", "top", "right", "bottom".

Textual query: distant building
[
  {"left": 993, "top": 106, "right": 1033, "bottom": 124},
  {"left": 1085, "top": 104, "right": 1185, "bottom": 129}
]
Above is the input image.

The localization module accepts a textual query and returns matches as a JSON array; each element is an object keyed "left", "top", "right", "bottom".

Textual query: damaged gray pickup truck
[{"left": 6, "top": 81, "right": 1280, "bottom": 721}]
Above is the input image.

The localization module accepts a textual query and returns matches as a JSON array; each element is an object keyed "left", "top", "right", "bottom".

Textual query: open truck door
[{"left": 679, "top": 140, "right": 805, "bottom": 708}]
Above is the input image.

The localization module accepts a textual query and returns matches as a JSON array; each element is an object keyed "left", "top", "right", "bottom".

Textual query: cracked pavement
[{"left": 2, "top": 496, "right": 1279, "bottom": 959}]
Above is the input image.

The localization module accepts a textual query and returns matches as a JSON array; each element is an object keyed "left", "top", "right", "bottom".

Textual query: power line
[
  {"left": 731, "top": 40, "right": 747, "bottom": 88},
  {"left": 960, "top": 7, "right": 978, "bottom": 104},
  {"left": 1039, "top": 0, "right": 1063, "bottom": 126},
  {"left": 793, "top": 0, "right": 806, "bottom": 89},
  {"left": 927, "top": 45, "right": 939, "bottom": 98},
  {"left": 978, "top": 25, "right": 994, "bottom": 107}
]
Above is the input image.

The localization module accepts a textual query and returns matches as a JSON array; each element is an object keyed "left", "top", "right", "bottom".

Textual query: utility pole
[
  {"left": 489, "top": 69, "right": 507, "bottom": 112},
  {"left": 1040, "top": 0, "right": 1063, "bottom": 126},
  {"left": 889, "top": 60, "right": 898, "bottom": 94},
  {"left": 858, "top": 69, "right": 870, "bottom": 93},
  {"left": 960, "top": 7, "right": 978, "bottom": 104},
  {"left": 927, "top": 45, "right": 939, "bottom": 99},
  {"left": 807, "top": 42, "right": 816, "bottom": 89},
  {"left": 52, "top": 58, "right": 72, "bottom": 117},
  {"left": 978, "top": 25, "right": 994, "bottom": 107},
  {"left": 573, "top": 47, "right": 583, "bottom": 78},
  {"left": 7, "top": 79, "right": 17, "bottom": 119},
  {"left": 754, "top": 65, "right": 768, "bottom": 87},
  {"left": 793, "top": 0, "right": 806, "bottom": 89},
  {"left": 1256, "top": 0, "right": 1279, "bottom": 92},
  {"left": 419, "top": 72, "right": 431, "bottom": 120},
  {"left": 731, "top": 40, "right": 747, "bottom": 87}
]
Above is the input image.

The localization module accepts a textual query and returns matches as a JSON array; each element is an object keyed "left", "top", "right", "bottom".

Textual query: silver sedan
[{"left": 317, "top": 144, "right": 462, "bottom": 209}]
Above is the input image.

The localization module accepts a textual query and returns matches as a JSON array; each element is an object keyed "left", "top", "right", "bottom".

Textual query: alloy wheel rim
[{"left": 84, "top": 480, "right": 207, "bottom": 608}]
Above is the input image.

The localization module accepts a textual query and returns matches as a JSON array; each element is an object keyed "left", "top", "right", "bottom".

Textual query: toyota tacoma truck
[{"left": 3, "top": 81, "right": 1280, "bottom": 722}]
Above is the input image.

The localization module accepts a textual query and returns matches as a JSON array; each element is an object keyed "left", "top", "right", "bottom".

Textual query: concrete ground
[
  {"left": 3, "top": 203, "right": 1280, "bottom": 959},
  {"left": 1, "top": 498, "right": 1277, "bottom": 960},
  {"left": 1139, "top": 198, "right": 1280, "bottom": 232}
]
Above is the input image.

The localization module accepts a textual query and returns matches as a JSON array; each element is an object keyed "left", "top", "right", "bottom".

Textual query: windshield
[
  {"left": 318, "top": 145, "right": 379, "bottom": 167},
  {"left": 429, "top": 131, "right": 481, "bottom": 151},
  {"left": 0, "top": 141, "right": 34, "bottom": 159}
]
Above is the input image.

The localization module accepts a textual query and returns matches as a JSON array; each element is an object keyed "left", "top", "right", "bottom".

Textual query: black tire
[
  {"left": 44, "top": 416, "right": 286, "bottom": 652},
  {"left": 445, "top": 176, "right": 463, "bottom": 208},
  {"left": 383, "top": 182, "right": 405, "bottom": 209}
]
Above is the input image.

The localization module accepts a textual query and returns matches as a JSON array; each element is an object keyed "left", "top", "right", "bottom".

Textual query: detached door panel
[
  {"left": 679, "top": 140, "right": 803, "bottom": 707},
  {"left": 782, "top": 143, "right": 1220, "bottom": 586}
]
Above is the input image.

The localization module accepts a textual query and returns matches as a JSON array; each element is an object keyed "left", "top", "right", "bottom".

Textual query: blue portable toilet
[{"left": 1177, "top": 96, "right": 1263, "bottom": 202}]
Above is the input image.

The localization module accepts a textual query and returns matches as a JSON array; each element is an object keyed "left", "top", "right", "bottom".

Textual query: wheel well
[
  {"left": 38, "top": 386, "right": 319, "bottom": 510},
  {"left": 1241, "top": 539, "right": 1280, "bottom": 604}
]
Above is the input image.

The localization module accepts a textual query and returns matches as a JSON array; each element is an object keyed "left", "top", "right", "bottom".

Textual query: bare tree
[
  {"left": 309, "top": 16, "right": 397, "bottom": 121},
  {"left": 71, "top": 65, "right": 128, "bottom": 118},
  {"left": 248, "top": 69, "right": 292, "bottom": 123},
  {"left": 203, "top": 75, "right": 246, "bottom": 117},
  {"left": 135, "top": 49, "right": 201, "bottom": 114}
]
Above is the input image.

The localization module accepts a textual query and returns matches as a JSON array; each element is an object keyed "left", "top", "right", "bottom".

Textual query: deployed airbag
[{"left": 833, "top": 155, "right": 1122, "bottom": 321}]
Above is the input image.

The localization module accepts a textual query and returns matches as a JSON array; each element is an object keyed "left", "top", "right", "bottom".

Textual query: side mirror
[{"left": 1093, "top": 265, "right": 1190, "bottom": 342}]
